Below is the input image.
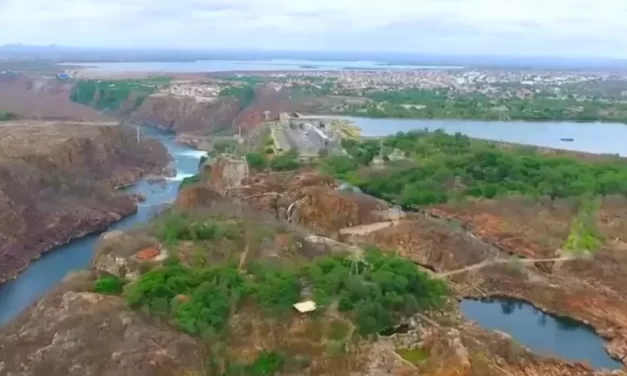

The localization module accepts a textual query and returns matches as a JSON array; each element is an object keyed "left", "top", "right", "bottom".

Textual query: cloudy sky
[{"left": 1, "top": 0, "right": 626, "bottom": 57}]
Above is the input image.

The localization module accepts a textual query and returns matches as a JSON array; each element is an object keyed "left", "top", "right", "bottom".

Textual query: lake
[
  {"left": 334, "top": 117, "right": 627, "bottom": 157},
  {"left": 61, "top": 60, "right": 463, "bottom": 73},
  {"left": 0, "top": 127, "right": 204, "bottom": 326},
  {"left": 461, "top": 298, "right": 623, "bottom": 369}
]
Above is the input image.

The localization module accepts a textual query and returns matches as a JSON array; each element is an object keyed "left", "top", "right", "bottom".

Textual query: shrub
[
  {"left": 94, "top": 275, "right": 124, "bottom": 295},
  {"left": 246, "top": 152, "right": 267, "bottom": 171}
]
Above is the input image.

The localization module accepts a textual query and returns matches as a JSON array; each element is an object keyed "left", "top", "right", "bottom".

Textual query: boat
[{"left": 560, "top": 138, "right": 574, "bottom": 142}]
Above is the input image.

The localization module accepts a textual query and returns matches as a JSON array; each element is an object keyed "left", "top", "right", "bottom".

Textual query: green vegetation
[
  {"left": 303, "top": 247, "right": 447, "bottom": 335},
  {"left": 94, "top": 275, "right": 124, "bottom": 295},
  {"left": 396, "top": 348, "right": 429, "bottom": 364},
  {"left": 340, "top": 88, "right": 627, "bottom": 122},
  {"left": 155, "top": 213, "right": 237, "bottom": 246},
  {"left": 269, "top": 150, "right": 300, "bottom": 171},
  {"left": 245, "top": 152, "right": 267, "bottom": 171},
  {"left": 564, "top": 195, "right": 603, "bottom": 253},
  {"left": 321, "top": 130, "right": 627, "bottom": 208},
  {"left": 121, "top": 245, "right": 446, "bottom": 338},
  {"left": 225, "top": 351, "right": 286, "bottom": 376},
  {"left": 70, "top": 77, "right": 171, "bottom": 111},
  {"left": 0, "top": 111, "right": 16, "bottom": 121},
  {"left": 326, "top": 319, "right": 351, "bottom": 341},
  {"left": 179, "top": 173, "right": 203, "bottom": 191},
  {"left": 219, "top": 85, "right": 256, "bottom": 108}
]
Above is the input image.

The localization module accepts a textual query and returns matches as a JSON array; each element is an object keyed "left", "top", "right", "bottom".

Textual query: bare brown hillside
[
  {"left": 0, "top": 73, "right": 106, "bottom": 121},
  {"left": 0, "top": 121, "right": 171, "bottom": 283}
]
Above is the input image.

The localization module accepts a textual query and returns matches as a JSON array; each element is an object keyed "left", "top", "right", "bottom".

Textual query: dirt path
[
  {"left": 437, "top": 256, "right": 576, "bottom": 278},
  {"left": 339, "top": 221, "right": 396, "bottom": 236}
]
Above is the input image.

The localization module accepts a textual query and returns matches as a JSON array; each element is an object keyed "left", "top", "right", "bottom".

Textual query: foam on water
[
  {"left": 176, "top": 150, "right": 207, "bottom": 159},
  {"left": 167, "top": 172, "right": 195, "bottom": 182}
]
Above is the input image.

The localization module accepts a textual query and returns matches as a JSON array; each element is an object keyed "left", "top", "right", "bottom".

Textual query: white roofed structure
[{"left": 293, "top": 300, "right": 317, "bottom": 313}]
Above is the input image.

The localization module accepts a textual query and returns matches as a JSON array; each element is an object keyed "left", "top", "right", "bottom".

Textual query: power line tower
[{"left": 348, "top": 253, "right": 366, "bottom": 276}]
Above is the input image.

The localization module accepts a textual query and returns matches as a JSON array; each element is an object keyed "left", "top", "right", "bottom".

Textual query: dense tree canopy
[
  {"left": 120, "top": 247, "right": 447, "bottom": 338},
  {"left": 322, "top": 130, "right": 627, "bottom": 208},
  {"left": 341, "top": 88, "right": 627, "bottom": 122}
]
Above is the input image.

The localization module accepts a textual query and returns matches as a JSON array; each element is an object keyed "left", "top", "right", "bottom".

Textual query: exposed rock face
[
  {"left": 422, "top": 197, "right": 627, "bottom": 366},
  {"left": 208, "top": 156, "right": 249, "bottom": 194},
  {"left": 130, "top": 95, "right": 242, "bottom": 135},
  {"left": 0, "top": 273, "right": 206, "bottom": 376},
  {"left": 0, "top": 122, "right": 171, "bottom": 283},
  {"left": 0, "top": 73, "right": 106, "bottom": 121},
  {"left": 206, "top": 158, "right": 395, "bottom": 234},
  {"left": 174, "top": 185, "right": 222, "bottom": 210}
]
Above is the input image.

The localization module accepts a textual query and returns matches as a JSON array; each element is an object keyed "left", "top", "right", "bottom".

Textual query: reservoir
[
  {"left": 338, "top": 117, "right": 627, "bottom": 157},
  {"left": 0, "top": 127, "right": 204, "bottom": 326},
  {"left": 460, "top": 298, "right": 623, "bottom": 369},
  {"left": 62, "top": 60, "right": 463, "bottom": 74}
]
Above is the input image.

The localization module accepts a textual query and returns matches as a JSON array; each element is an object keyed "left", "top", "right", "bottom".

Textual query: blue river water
[
  {"left": 61, "top": 60, "right": 463, "bottom": 73},
  {"left": 0, "top": 127, "right": 204, "bottom": 325},
  {"left": 334, "top": 116, "right": 627, "bottom": 156},
  {"left": 461, "top": 299, "right": 623, "bottom": 369}
]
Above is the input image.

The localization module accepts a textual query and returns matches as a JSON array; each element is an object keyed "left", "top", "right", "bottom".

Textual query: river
[
  {"left": 0, "top": 127, "right": 204, "bottom": 326},
  {"left": 336, "top": 117, "right": 627, "bottom": 156}
]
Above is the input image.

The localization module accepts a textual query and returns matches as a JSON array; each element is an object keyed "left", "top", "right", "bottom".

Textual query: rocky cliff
[
  {"left": 0, "top": 121, "right": 171, "bottom": 283},
  {"left": 130, "top": 95, "right": 242, "bottom": 135},
  {"left": 0, "top": 272, "right": 206, "bottom": 376},
  {"left": 130, "top": 85, "right": 324, "bottom": 140}
]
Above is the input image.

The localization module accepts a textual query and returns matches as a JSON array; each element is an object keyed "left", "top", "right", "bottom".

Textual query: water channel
[
  {"left": 0, "top": 120, "right": 624, "bottom": 370},
  {"left": 0, "top": 127, "right": 204, "bottom": 326}
]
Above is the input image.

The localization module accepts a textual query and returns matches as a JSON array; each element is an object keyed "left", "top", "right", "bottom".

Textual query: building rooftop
[{"left": 293, "top": 300, "right": 317, "bottom": 313}]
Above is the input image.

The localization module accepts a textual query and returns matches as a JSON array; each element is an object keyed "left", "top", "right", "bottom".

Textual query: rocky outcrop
[
  {"left": 174, "top": 185, "right": 222, "bottom": 210},
  {"left": 0, "top": 272, "right": 206, "bottom": 376},
  {"left": 130, "top": 94, "right": 242, "bottom": 135},
  {"left": 0, "top": 122, "right": 171, "bottom": 283}
]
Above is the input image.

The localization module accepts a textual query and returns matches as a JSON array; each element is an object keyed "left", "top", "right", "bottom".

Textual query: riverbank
[
  {"left": 329, "top": 116, "right": 627, "bottom": 156},
  {"left": 0, "top": 126, "right": 203, "bottom": 325}
]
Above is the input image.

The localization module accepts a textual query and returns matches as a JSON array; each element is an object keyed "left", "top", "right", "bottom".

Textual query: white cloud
[{"left": 1, "top": 0, "right": 627, "bottom": 57}]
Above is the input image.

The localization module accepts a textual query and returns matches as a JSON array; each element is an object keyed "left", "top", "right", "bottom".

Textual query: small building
[{"left": 293, "top": 300, "right": 317, "bottom": 314}]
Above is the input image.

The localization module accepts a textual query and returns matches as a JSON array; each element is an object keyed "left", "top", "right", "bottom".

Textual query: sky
[{"left": 1, "top": 0, "right": 627, "bottom": 58}]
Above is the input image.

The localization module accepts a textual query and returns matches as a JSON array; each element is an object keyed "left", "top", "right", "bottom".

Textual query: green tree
[{"left": 246, "top": 152, "right": 267, "bottom": 171}]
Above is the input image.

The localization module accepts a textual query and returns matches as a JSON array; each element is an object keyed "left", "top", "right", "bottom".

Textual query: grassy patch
[
  {"left": 326, "top": 319, "right": 350, "bottom": 340},
  {"left": 396, "top": 348, "right": 429, "bottom": 364},
  {"left": 93, "top": 275, "right": 124, "bottom": 295},
  {"left": 563, "top": 196, "right": 603, "bottom": 254}
]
